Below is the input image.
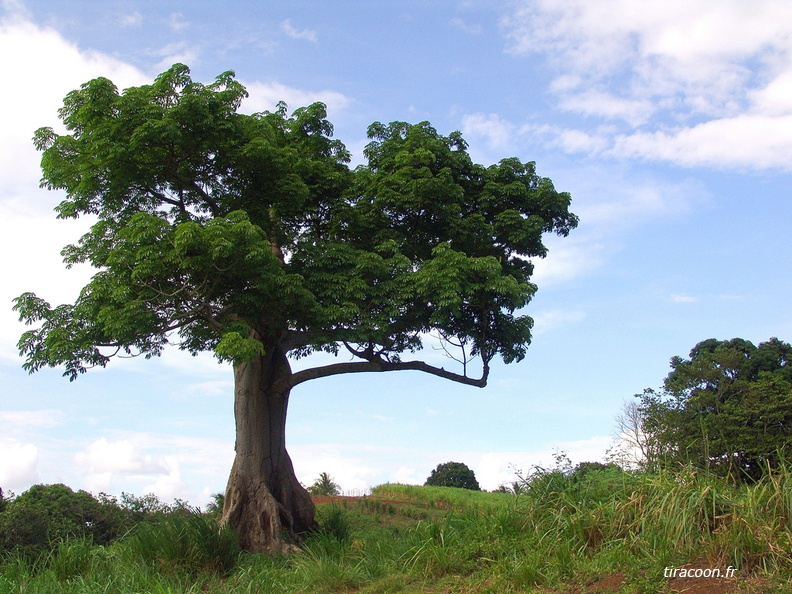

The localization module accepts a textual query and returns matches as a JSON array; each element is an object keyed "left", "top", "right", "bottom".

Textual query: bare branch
[{"left": 289, "top": 357, "right": 490, "bottom": 389}]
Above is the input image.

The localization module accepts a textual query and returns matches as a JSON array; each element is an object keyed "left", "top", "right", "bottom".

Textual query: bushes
[
  {"left": 0, "top": 483, "right": 224, "bottom": 561},
  {"left": 0, "top": 484, "right": 125, "bottom": 557}
]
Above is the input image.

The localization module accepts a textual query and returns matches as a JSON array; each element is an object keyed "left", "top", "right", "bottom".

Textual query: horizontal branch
[{"left": 289, "top": 358, "right": 489, "bottom": 389}]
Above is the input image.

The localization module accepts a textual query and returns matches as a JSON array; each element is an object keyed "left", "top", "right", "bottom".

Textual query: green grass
[{"left": 3, "top": 470, "right": 792, "bottom": 592}]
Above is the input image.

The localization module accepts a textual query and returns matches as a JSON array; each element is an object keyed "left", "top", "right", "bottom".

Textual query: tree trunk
[{"left": 219, "top": 338, "right": 316, "bottom": 553}]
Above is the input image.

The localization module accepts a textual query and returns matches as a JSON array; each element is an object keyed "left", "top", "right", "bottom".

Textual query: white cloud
[
  {"left": 669, "top": 294, "right": 699, "bottom": 303},
  {"left": 461, "top": 112, "right": 516, "bottom": 151},
  {"left": 562, "top": 168, "right": 699, "bottom": 226},
  {"left": 154, "top": 41, "right": 199, "bottom": 71},
  {"left": 181, "top": 380, "right": 234, "bottom": 399},
  {"left": 292, "top": 436, "right": 614, "bottom": 493},
  {"left": 118, "top": 11, "right": 142, "bottom": 28},
  {"left": 472, "top": 436, "right": 613, "bottom": 490},
  {"left": 557, "top": 90, "right": 655, "bottom": 127},
  {"left": 449, "top": 17, "right": 481, "bottom": 35},
  {"left": 168, "top": 12, "right": 188, "bottom": 32},
  {"left": 242, "top": 80, "right": 350, "bottom": 114},
  {"left": 281, "top": 19, "right": 317, "bottom": 43},
  {"left": 75, "top": 438, "right": 168, "bottom": 476},
  {"left": 73, "top": 433, "right": 232, "bottom": 500},
  {"left": 0, "top": 409, "right": 65, "bottom": 429},
  {"left": 293, "top": 443, "right": 380, "bottom": 494},
  {"left": 0, "top": 438, "right": 39, "bottom": 490},
  {"left": 142, "top": 458, "right": 188, "bottom": 500},
  {"left": 0, "top": 14, "right": 150, "bottom": 362},
  {"left": 502, "top": 0, "right": 792, "bottom": 170},
  {"left": 612, "top": 115, "right": 792, "bottom": 169},
  {"left": 750, "top": 71, "right": 792, "bottom": 116},
  {"left": 531, "top": 236, "right": 605, "bottom": 286},
  {"left": 549, "top": 127, "right": 610, "bottom": 155},
  {"left": 0, "top": 13, "right": 148, "bottom": 199},
  {"left": 531, "top": 309, "right": 586, "bottom": 336}
]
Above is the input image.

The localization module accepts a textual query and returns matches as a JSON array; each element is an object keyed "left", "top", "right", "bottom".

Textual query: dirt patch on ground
[
  {"left": 586, "top": 573, "right": 625, "bottom": 592},
  {"left": 665, "top": 561, "right": 740, "bottom": 594}
]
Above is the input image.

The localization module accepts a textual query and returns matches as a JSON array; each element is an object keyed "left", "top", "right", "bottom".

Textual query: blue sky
[{"left": 1, "top": 0, "right": 791, "bottom": 505}]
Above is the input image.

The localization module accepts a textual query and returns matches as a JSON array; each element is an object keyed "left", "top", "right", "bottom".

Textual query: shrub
[{"left": 0, "top": 484, "right": 125, "bottom": 557}]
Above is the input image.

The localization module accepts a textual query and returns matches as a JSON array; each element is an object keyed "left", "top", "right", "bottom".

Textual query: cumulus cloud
[
  {"left": 242, "top": 80, "right": 350, "bottom": 115},
  {"left": 292, "top": 443, "right": 381, "bottom": 494},
  {"left": 75, "top": 438, "right": 168, "bottom": 476},
  {"left": 0, "top": 12, "right": 149, "bottom": 361},
  {"left": 72, "top": 434, "right": 231, "bottom": 500},
  {"left": 291, "top": 436, "right": 614, "bottom": 492},
  {"left": 502, "top": 0, "right": 792, "bottom": 170},
  {"left": 530, "top": 236, "right": 606, "bottom": 287},
  {"left": 0, "top": 12, "right": 149, "bottom": 200},
  {"left": 461, "top": 112, "right": 516, "bottom": 151},
  {"left": 471, "top": 436, "right": 613, "bottom": 490},
  {"left": 612, "top": 115, "right": 792, "bottom": 169},
  {"left": 142, "top": 458, "right": 188, "bottom": 500},
  {"left": 0, "top": 438, "right": 39, "bottom": 490}
]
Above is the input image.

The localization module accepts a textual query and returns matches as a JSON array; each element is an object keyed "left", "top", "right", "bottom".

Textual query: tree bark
[{"left": 219, "top": 337, "right": 316, "bottom": 554}]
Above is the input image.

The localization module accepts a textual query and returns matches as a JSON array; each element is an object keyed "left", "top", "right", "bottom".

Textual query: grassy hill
[{"left": 2, "top": 468, "right": 792, "bottom": 592}]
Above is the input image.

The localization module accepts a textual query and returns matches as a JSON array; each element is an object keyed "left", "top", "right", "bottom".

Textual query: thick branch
[
  {"left": 279, "top": 330, "right": 317, "bottom": 352},
  {"left": 289, "top": 357, "right": 489, "bottom": 389}
]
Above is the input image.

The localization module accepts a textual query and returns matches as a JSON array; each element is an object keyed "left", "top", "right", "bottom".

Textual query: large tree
[
  {"left": 638, "top": 337, "right": 792, "bottom": 480},
  {"left": 14, "top": 65, "right": 577, "bottom": 552}
]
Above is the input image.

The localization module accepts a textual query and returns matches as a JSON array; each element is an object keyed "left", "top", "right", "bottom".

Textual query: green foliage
[
  {"left": 204, "top": 492, "right": 224, "bottom": 520},
  {"left": 638, "top": 337, "right": 792, "bottom": 481},
  {"left": 124, "top": 510, "right": 239, "bottom": 576},
  {"left": 307, "top": 472, "right": 341, "bottom": 497},
  {"left": 16, "top": 63, "right": 575, "bottom": 387},
  {"left": 0, "top": 484, "right": 124, "bottom": 557},
  {"left": 3, "top": 476, "right": 792, "bottom": 591},
  {"left": 424, "top": 461, "right": 481, "bottom": 491},
  {"left": 315, "top": 504, "right": 352, "bottom": 543},
  {"left": 0, "top": 483, "right": 201, "bottom": 562}
]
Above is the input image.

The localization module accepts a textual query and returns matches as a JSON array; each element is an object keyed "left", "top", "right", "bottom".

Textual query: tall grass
[
  {"left": 124, "top": 510, "right": 239, "bottom": 576},
  {"left": 2, "top": 468, "right": 792, "bottom": 592}
]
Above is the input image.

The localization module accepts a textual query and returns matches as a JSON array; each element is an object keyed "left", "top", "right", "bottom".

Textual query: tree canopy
[
  {"left": 425, "top": 461, "right": 481, "bottom": 490},
  {"left": 637, "top": 337, "right": 792, "bottom": 480},
  {"left": 15, "top": 64, "right": 576, "bottom": 385}
]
